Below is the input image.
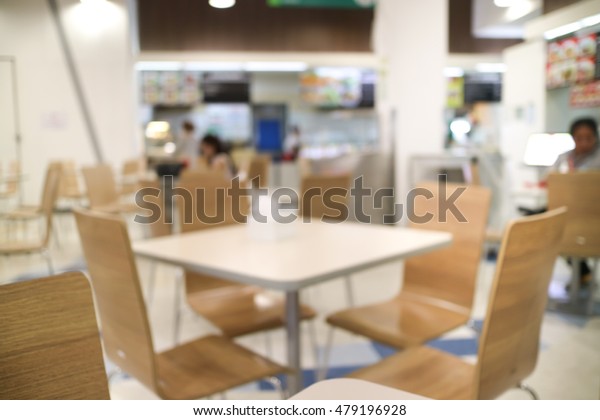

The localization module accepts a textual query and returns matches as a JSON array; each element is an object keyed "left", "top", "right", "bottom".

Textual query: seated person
[
  {"left": 548, "top": 118, "right": 600, "bottom": 289},
  {"left": 199, "top": 134, "right": 236, "bottom": 179}
]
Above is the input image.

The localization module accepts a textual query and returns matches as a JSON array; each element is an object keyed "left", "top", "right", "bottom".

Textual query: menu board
[
  {"left": 141, "top": 71, "right": 201, "bottom": 106},
  {"left": 300, "top": 68, "right": 363, "bottom": 108},
  {"left": 546, "top": 33, "right": 599, "bottom": 89},
  {"left": 570, "top": 80, "right": 600, "bottom": 108}
]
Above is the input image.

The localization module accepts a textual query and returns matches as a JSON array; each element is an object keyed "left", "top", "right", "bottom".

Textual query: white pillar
[{"left": 373, "top": 0, "right": 448, "bottom": 204}]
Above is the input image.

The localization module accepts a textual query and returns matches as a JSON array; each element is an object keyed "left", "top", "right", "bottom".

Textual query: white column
[{"left": 373, "top": 0, "right": 448, "bottom": 206}]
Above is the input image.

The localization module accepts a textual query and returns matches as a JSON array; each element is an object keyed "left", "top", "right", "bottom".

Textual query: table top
[
  {"left": 289, "top": 378, "right": 429, "bottom": 400},
  {"left": 133, "top": 221, "right": 452, "bottom": 292}
]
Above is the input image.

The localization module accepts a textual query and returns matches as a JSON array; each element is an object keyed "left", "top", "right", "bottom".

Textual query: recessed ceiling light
[{"left": 209, "top": 0, "right": 235, "bottom": 9}]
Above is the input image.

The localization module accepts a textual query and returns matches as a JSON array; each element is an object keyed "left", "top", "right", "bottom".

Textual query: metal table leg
[
  {"left": 570, "top": 257, "right": 581, "bottom": 305},
  {"left": 285, "top": 290, "right": 302, "bottom": 396}
]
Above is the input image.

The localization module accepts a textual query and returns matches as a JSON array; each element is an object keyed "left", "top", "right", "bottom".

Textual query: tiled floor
[{"left": 1, "top": 212, "right": 599, "bottom": 400}]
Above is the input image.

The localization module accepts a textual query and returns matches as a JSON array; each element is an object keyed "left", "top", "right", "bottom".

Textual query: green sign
[{"left": 267, "top": 0, "right": 374, "bottom": 9}]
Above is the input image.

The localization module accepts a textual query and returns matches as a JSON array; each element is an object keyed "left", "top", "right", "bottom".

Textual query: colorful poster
[
  {"left": 446, "top": 77, "right": 464, "bottom": 109},
  {"left": 570, "top": 80, "right": 600, "bottom": 108},
  {"left": 546, "top": 33, "right": 598, "bottom": 89}
]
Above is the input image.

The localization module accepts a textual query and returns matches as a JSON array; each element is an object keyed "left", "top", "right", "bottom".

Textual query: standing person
[
  {"left": 199, "top": 134, "right": 236, "bottom": 179},
  {"left": 176, "top": 120, "right": 198, "bottom": 167},
  {"left": 283, "top": 125, "right": 302, "bottom": 160},
  {"left": 549, "top": 117, "right": 600, "bottom": 289}
]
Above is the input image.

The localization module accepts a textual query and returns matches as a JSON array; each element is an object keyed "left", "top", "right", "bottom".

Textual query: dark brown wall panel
[
  {"left": 138, "top": 0, "right": 374, "bottom": 52},
  {"left": 449, "top": 0, "right": 522, "bottom": 54},
  {"left": 544, "top": 0, "right": 583, "bottom": 14}
]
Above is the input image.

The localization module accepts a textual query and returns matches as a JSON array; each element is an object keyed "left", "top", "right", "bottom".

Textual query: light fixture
[
  {"left": 244, "top": 61, "right": 308, "bottom": 72},
  {"left": 443, "top": 67, "right": 465, "bottom": 78},
  {"left": 523, "top": 133, "right": 575, "bottom": 166},
  {"left": 544, "top": 13, "right": 600, "bottom": 40},
  {"left": 494, "top": 0, "right": 522, "bottom": 7},
  {"left": 209, "top": 0, "right": 235, "bottom": 9},
  {"left": 80, "top": 0, "right": 107, "bottom": 4},
  {"left": 475, "top": 62, "right": 507, "bottom": 73}
]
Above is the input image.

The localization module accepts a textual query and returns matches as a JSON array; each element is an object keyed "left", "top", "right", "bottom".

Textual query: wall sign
[
  {"left": 570, "top": 80, "right": 600, "bottom": 108},
  {"left": 546, "top": 33, "right": 598, "bottom": 89}
]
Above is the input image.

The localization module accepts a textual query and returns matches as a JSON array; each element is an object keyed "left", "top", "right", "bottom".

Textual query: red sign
[{"left": 570, "top": 80, "right": 600, "bottom": 108}]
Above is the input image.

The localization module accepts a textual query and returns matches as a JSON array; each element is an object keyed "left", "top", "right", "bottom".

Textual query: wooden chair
[
  {"left": 346, "top": 208, "right": 568, "bottom": 399},
  {"left": 300, "top": 173, "right": 352, "bottom": 222},
  {"left": 299, "top": 173, "right": 355, "bottom": 307},
  {"left": 174, "top": 176, "right": 316, "bottom": 343},
  {"left": 0, "top": 161, "right": 19, "bottom": 204},
  {"left": 248, "top": 154, "right": 271, "bottom": 189},
  {"left": 53, "top": 160, "right": 86, "bottom": 201},
  {"left": 73, "top": 209, "right": 287, "bottom": 399},
  {"left": 120, "top": 158, "right": 146, "bottom": 196},
  {"left": 82, "top": 164, "right": 136, "bottom": 214},
  {"left": 0, "top": 164, "right": 61, "bottom": 274},
  {"left": 548, "top": 172, "right": 600, "bottom": 314},
  {"left": 323, "top": 183, "right": 491, "bottom": 374},
  {"left": 0, "top": 272, "right": 109, "bottom": 399}
]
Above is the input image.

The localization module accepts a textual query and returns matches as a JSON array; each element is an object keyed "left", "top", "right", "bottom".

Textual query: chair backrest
[
  {"left": 137, "top": 180, "right": 172, "bottom": 238},
  {"left": 176, "top": 176, "right": 246, "bottom": 293},
  {"left": 248, "top": 154, "right": 271, "bottom": 189},
  {"left": 547, "top": 172, "right": 600, "bottom": 258},
  {"left": 299, "top": 173, "right": 352, "bottom": 221},
  {"left": 402, "top": 182, "right": 491, "bottom": 310},
  {"left": 74, "top": 209, "right": 158, "bottom": 393},
  {"left": 40, "top": 164, "right": 62, "bottom": 247},
  {"left": 50, "top": 160, "right": 82, "bottom": 198},
  {"left": 3, "top": 160, "right": 19, "bottom": 194},
  {"left": 122, "top": 158, "right": 146, "bottom": 177},
  {"left": 81, "top": 164, "right": 119, "bottom": 208},
  {"left": 474, "top": 208, "right": 567, "bottom": 400},
  {"left": 177, "top": 175, "right": 246, "bottom": 234},
  {"left": 0, "top": 272, "right": 109, "bottom": 399}
]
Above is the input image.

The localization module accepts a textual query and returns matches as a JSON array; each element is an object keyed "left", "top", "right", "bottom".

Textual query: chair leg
[
  {"left": 518, "top": 382, "right": 540, "bottom": 400},
  {"left": 587, "top": 259, "right": 598, "bottom": 316},
  {"left": 146, "top": 261, "right": 157, "bottom": 305},
  {"left": 266, "top": 375, "right": 287, "bottom": 399},
  {"left": 570, "top": 257, "right": 581, "bottom": 305},
  {"left": 42, "top": 249, "right": 54, "bottom": 275},
  {"left": 344, "top": 275, "right": 355, "bottom": 307},
  {"left": 307, "top": 320, "right": 319, "bottom": 374},
  {"left": 467, "top": 319, "right": 481, "bottom": 335},
  {"left": 107, "top": 366, "right": 123, "bottom": 384},
  {"left": 264, "top": 331, "right": 273, "bottom": 358},
  {"left": 173, "top": 272, "right": 183, "bottom": 346},
  {"left": 317, "top": 327, "right": 335, "bottom": 382}
]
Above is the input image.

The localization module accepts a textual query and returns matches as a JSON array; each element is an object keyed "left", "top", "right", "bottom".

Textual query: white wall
[
  {"left": 0, "top": 0, "right": 137, "bottom": 202},
  {"left": 372, "top": 0, "right": 448, "bottom": 202}
]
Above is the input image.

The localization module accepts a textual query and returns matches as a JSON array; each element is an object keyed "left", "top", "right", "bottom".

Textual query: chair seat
[
  {"left": 326, "top": 293, "right": 470, "bottom": 349},
  {"left": 0, "top": 206, "right": 41, "bottom": 220},
  {"left": 156, "top": 335, "right": 286, "bottom": 399},
  {"left": 93, "top": 201, "right": 138, "bottom": 215},
  {"left": 187, "top": 286, "right": 317, "bottom": 338},
  {"left": 348, "top": 346, "right": 475, "bottom": 400},
  {"left": 0, "top": 241, "right": 44, "bottom": 255}
]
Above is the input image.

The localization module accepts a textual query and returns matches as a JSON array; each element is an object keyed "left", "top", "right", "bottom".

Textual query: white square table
[{"left": 133, "top": 220, "right": 452, "bottom": 395}]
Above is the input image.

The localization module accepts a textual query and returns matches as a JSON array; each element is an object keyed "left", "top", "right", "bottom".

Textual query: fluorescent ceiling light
[
  {"left": 523, "top": 133, "right": 575, "bottom": 166},
  {"left": 244, "top": 61, "right": 308, "bottom": 72},
  {"left": 475, "top": 63, "right": 507, "bottom": 73},
  {"left": 183, "top": 62, "right": 244, "bottom": 71},
  {"left": 580, "top": 13, "right": 600, "bottom": 28},
  {"left": 209, "top": 0, "right": 235, "bottom": 8},
  {"left": 80, "top": 0, "right": 107, "bottom": 4},
  {"left": 443, "top": 67, "right": 464, "bottom": 78},
  {"left": 135, "top": 61, "right": 182, "bottom": 71},
  {"left": 544, "top": 13, "right": 600, "bottom": 40},
  {"left": 494, "top": 0, "right": 522, "bottom": 7}
]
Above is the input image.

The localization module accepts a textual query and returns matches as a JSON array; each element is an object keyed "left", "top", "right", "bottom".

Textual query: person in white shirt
[{"left": 176, "top": 120, "right": 199, "bottom": 167}]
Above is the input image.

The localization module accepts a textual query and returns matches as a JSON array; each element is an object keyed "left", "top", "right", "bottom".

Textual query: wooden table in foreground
[
  {"left": 133, "top": 220, "right": 452, "bottom": 395},
  {"left": 289, "top": 378, "right": 429, "bottom": 400}
]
